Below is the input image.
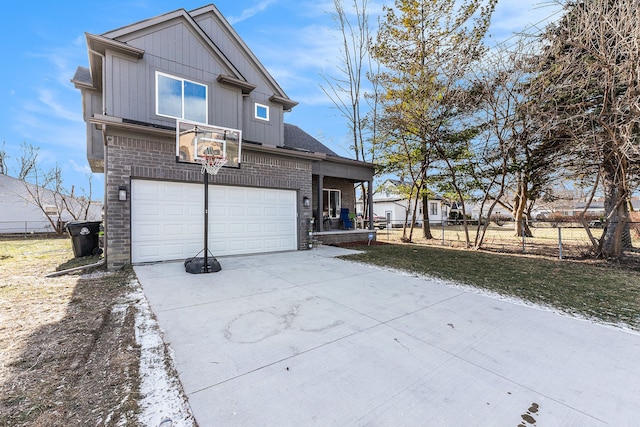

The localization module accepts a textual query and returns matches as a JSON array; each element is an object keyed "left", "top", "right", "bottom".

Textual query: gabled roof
[
  {"left": 94, "top": 5, "right": 295, "bottom": 106},
  {"left": 76, "top": 32, "right": 146, "bottom": 91},
  {"left": 71, "top": 66, "right": 92, "bottom": 89},
  {"left": 283, "top": 124, "right": 338, "bottom": 156},
  {"left": 102, "top": 8, "right": 241, "bottom": 78},
  {"left": 189, "top": 5, "right": 295, "bottom": 105}
]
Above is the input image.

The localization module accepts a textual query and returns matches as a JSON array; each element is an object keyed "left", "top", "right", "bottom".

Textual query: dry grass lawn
[{"left": 0, "top": 236, "right": 141, "bottom": 426}]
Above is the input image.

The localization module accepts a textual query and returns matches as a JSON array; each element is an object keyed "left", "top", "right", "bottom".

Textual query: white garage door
[{"left": 131, "top": 180, "right": 297, "bottom": 263}]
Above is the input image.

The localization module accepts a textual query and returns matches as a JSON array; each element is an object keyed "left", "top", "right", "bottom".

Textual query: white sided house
[
  {"left": 72, "top": 5, "right": 375, "bottom": 269},
  {"left": 0, "top": 173, "right": 101, "bottom": 233},
  {"left": 366, "top": 179, "right": 448, "bottom": 227}
]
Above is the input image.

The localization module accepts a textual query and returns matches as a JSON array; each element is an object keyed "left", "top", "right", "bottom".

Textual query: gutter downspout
[{"left": 88, "top": 48, "right": 107, "bottom": 115}]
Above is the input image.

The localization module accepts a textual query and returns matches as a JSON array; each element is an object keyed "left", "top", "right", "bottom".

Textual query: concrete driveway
[{"left": 134, "top": 246, "right": 640, "bottom": 426}]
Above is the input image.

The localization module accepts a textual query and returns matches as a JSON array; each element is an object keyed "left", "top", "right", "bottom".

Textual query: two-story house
[{"left": 72, "top": 5, "right": 375, "bottom": 269}]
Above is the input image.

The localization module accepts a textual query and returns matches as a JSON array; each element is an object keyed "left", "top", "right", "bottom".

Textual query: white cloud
[
  {"left": 256, "top": 23, "right": 345, "bottom": 78},
  {"left": 69, "top": 159, "right": 93, "bottom": 175},
  {"left": 36, "top": 88, "right": 82, "bottom": 122},
  {"left": 296, "top": 0, "right": 392, "bottom": 19},
  {"left": 227, "top": 0, "right": 278, "bottom": 24}
]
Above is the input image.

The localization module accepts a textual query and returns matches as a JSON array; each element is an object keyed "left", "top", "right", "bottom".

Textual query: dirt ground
[{"left": 0, "top": 236, "right": 193, "bottom": 426}]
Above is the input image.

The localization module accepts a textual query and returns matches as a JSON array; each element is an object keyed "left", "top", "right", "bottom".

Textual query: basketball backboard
[{"left": 176, "top": 120, "right": 241, "bottom": 168}]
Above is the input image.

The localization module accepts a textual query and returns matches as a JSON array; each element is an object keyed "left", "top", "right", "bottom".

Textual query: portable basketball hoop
[{"left": 177, "top": 121, "right": 241, "bottom": 275}]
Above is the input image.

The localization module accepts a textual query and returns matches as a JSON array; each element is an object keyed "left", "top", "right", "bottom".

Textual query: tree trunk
[
  {"left": 512, "top": 178, "right": 533, "bottom": 238},
  {"left": 600, "top": 162, "right": 630, "bottom": 258},
  {"left": 421, "top": 193, "right": 433, "bottom": 239}
]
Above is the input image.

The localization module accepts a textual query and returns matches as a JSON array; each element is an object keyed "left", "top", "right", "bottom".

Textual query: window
[
  {"left": 156, "top": 72, "right": 207, "bottom": 123},
  {"left": 322, "top": 189, "right": 341, "bottom": 218},
  {"left": 430, "top": 202, "right": 438, "bottom": 216},
  {"left": 255, "top": 103, "right": 269, "bottom": 121}
]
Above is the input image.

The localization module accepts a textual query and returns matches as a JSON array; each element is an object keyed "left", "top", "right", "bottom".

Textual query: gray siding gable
[
  {"left": 96, "top": 6, "right": 296, "bottom": 145},
  {"left": 189, "top": 5, "right": 290, "bottom": 100},
  {"left": 103, "top": 12, "right": 241, "bottom": 79}
]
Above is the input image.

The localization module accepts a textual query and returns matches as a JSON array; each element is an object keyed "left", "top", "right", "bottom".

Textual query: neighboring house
[
  {"left": 72, "top": 5, "right": 374, "bottom": 269},
  {"left": 363, "top": 179, "right": 447, "bottom": 226},
  {"left": 538, "top": 198, "right": 640, "bottom": 219},
  {"left": 0, "top": 173, "right": 101, "bottom": 233}
]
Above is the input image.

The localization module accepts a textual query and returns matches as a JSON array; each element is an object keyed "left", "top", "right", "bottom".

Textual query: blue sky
[{"left": 0, "top": 0, "right": 562, "bottom": 199}]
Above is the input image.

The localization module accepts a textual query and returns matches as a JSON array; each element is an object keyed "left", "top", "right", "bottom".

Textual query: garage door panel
[
  {"left": 246, "top": 222, "right": 262, "bottom": 233},
  {"left": 136, "top": 224, "right": 161, "bottom": 237},
  {"left": 211, "top": 187, "right": 226, "bottom": 198},
  {"left": 229, "top": 191, "right": 246, "bottom": 201},
  {"left": 247, "top": 207, "right": 262, "bottom": 216},
  {"left": 136, "top": 202, "right": 160, "bottom": 216},
  {"left": 265, "top": 191, "right": 279, "bottom": 201},
  {"left": 132, "top": 180, "right": 297, "bottom": 263},
  {"left": 279, "top": 223, "right": 295, "bottom": 232},
  {"left": 263, "top": 207, "right": 278, "bottom": 217},
  {"left": 263, "top": 239, "right": 281, "bottom": 249},
  {"left": 210, "top": 206, "right": 227, "bottom": 216},
  {"left": 165, "top": 204, "right": 187, "bottom": 216},
  {"left": 134, "top": 243, "right": 161, "bottom": 259},
  {"left": 229, "top": 206, "right": 245, "bottom": 216},
  {"left": 164, "top": 224, "right": 187, "bottom": 236},
  {"left": 164, "top": 243, "right": 187, "bottom": 258},
  {"left": 229, "top": 224, "right": 245, "bottom": 234}
]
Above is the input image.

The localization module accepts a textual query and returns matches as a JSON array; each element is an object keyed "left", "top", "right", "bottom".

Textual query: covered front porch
[{"left": 310, "top": 156, "right": 375, "bottom": 245}]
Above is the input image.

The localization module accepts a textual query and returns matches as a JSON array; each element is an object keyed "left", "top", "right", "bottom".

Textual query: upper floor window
[
  {"left": 156, "top": 72, "right": 207, "bottom": 123},
  {"left": 255, "top": 103, "right": 269, "bottom": 121}
]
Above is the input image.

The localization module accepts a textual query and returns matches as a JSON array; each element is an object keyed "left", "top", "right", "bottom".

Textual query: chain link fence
[
  {"left": 0, "top": 220, "right": 60, "bottom": 234},
  {"left": 374, "top": 220, "right": 640, "bottom": 259}
]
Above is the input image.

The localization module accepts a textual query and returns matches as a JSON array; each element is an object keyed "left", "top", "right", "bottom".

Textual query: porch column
[
  {"left": 368, "top": 180, "right": 374, "bottom": 230},
  {"left": 317, "top": 174, "right": 324, "bottom": 232}
]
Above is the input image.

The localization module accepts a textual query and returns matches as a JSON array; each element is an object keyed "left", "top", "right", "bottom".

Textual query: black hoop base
[{"left": 184, "top": 255, "right": 221, "bottom": 274}]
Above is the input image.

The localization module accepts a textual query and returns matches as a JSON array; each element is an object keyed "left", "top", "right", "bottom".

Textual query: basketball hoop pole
[
  {"left": 185, "top": 155, "right": 226, "bottom": 274},
  {"left": 203, "top": 171, "right": 210, "bottom": 273},
  {"left": 178, "top": 120, "right": 239, "bottom": 275}
]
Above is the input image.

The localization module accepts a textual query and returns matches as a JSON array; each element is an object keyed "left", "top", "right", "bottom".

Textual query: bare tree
[
  {"left": 0, "top": 142, "right": 8, "bottom": 175},
  {"left": 18, "top": 142, "right": 39, "bottom": 180},
  {"left": 10, "top": 143, "right": 98, "bottom": 234},
  {"left": 322, "top": 0, "right": 377, "bottom": 222},
  {"left": 532, "top": 0, "right": 640, "bottom": 258},
  {"left": 22, "top": 163, "right": 67, "bottom": 234}
]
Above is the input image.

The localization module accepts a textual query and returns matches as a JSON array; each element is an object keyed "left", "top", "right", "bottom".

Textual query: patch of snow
[
  {"left": 80, "top": 270, "right": 114, "bottom": 280},
  {"left": 129, "top": 281, "right": 196, "bottom": 427}
]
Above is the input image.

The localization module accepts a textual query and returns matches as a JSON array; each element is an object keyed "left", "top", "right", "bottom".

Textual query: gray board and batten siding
[{"left": 78, "top": 6, "right": 296, "bottom": 171}]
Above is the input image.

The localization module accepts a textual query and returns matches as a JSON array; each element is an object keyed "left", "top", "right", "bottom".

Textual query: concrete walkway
[{"left": 134, "top": 246, "right": 640, "bottom": 426}]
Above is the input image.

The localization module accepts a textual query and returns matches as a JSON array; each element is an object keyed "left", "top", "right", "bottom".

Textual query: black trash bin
[{"left": 66, "top": 221, "right": 102, "bottom": 258}]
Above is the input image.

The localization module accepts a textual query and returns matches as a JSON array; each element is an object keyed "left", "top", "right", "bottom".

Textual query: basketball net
[{"left": 200, "top": 155, "right": 227, "bottom": 175}]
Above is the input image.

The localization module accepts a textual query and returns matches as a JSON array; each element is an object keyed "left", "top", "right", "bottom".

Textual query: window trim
[
  {"left": 322, "top": 189, "right": 341, "bottom": 218},
  {"left": 254, "top": 102, "right": 270, "bottom": 121},
  {"left": 155, "top": 71, "right": 208, "bottom": 123},
  {"left": 430, "top": 202, "right": 438, "bottom": 216}
]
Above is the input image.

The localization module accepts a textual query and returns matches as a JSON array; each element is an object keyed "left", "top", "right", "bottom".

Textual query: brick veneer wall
[{"left": 104, "top": 130, "right": 313, "bottom": 269}]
